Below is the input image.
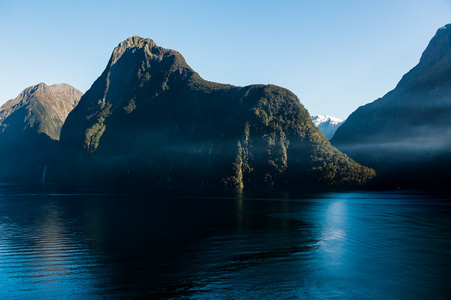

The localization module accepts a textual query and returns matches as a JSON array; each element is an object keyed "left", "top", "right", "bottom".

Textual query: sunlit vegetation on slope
[{"left": 59, "top": 36, "right": 374, "bottom": 189}]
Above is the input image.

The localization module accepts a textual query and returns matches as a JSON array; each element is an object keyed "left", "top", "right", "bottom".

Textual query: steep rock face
[
  {"left": 332, "top": 24, "right": 451, "bottom": 188},
  {"left": 59, "top": 36, "right": 374, "bottom": 188},
  {"left": 0, "top": 83, "right": 82, "bottom": 140},
  {"left": 0, "top": 83, "right": 82, "bottom": 182},
  {"left": 311, "top": 115, "right": 344, "bottom": 140}
]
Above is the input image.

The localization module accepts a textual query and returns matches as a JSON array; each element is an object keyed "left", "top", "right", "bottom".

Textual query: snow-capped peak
[
  {"left": 311, "top": 115, "right": 344, "bottom": 140},
  {"left": 312, "top": 115, "right": 343, "bottom": 126}
]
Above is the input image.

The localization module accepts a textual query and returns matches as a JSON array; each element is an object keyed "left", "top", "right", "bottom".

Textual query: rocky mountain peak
[
  {"left": 0, "top": 82, "right": 82, "bottom": 182},
  {"left": 59, "top": 36, "right": 375, "bottom": 188},
  {"left": 331, "top": 24, "right": 451, "bottom": 189},
  {"left": 0, "top": 83, "right": 82, "bottom": 140},
  {"left": 120, "top": 36, "right": 157, "bottom": 49},
  {"left": 438, "top": 24, "right": 451, "bottom": 31},
  {"left": 396, "top": 23, "right": 451, "bottom": 89},
  {"left": 34, "top": 82, "right": 48, "bottom": 90},
  {"left": 14, "top": 82, "right": 48, "bottom": 101},
  {"left": 419, "top": 23, "right": 451, "bottom": 65},
  {"left": 111, "top": 36, "right": 163, "bottom": 65}
]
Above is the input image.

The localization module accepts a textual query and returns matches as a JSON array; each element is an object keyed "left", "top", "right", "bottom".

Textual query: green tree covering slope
[{"left": 59, "top": 36, "right": 374, "bottom": 188}]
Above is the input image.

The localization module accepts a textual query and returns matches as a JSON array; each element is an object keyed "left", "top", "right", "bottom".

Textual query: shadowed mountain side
[
  {"left": 0, "top": 83, "right": 82, "bottom": 182},
  {"left": 332, "top": 24, "right": 451, "bottom": 189},
  {"left": 59, "top": 36, "right": 374, "bottom": 189}
]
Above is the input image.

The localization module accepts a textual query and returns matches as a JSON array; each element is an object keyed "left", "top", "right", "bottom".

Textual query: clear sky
[{"left": 0, "top": 0, "right": 450, "bottom": 119}]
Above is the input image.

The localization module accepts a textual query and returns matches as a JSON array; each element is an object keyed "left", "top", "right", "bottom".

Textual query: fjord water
[{"left": 0, "top": 185, "right": 450, "bottom": 299}]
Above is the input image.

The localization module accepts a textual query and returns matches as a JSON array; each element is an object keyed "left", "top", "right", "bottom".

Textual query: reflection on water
[
  {"left": 0, "top": 196, "right": 106, "bottom": 299},
  {"left": 0, "top": 186, "right": 450, "bottom": 298},
  {"left": 320, "top": 200, "right": 347, "bottom": 265}
]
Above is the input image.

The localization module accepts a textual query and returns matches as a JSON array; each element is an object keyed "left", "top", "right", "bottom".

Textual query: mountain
[
  {"left": 59, "top": 36, "right": 374, "bottom": 189},
  {"left": 332, "top": 24, "right": 451, "bottom": 188},
  {"left": 311, "top": 115, "right": 344, "bottom": 140},
  {"left": 0, "top": 83, "right": 82, "bottom": 182}
]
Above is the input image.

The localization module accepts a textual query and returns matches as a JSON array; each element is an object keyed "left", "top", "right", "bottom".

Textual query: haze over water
[{"left": 0, "top": 185, "right": 450, "bottom": 299}]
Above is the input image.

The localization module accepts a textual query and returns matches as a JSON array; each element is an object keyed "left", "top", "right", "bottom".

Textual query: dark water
[{"left": 0, "top": 185, "right": 450, "bottom": 299}]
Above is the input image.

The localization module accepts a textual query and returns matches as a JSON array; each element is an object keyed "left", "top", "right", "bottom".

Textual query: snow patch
[
  {"left": 312, "top": 115, "right": 343, "bottom": 126},
  {"left": 311, "top": 115, "right": 344, "bottom": 140}
]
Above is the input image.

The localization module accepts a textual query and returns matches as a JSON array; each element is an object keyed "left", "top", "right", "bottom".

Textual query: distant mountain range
[
  {"left": 311, "top": 115, "right": 344, "bottom": 140},
  {"left": 5, "top": 23, "right": 451, "bottom": 190},
  {"left": 332, "top": 23, "right": 451, "bottom": 189},
  {"left": 0, "top": 83, "right": 81, "bottom": 182}
]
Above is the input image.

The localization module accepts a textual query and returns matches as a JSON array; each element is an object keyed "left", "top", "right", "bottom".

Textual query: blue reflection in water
[
  {"left": 319, "top": 200, "right": 347, "bottom": 266},
  {"left": 0, "top": 196, "right": 107, "bottom": 299},
  {"left": 0, "top": 187, "right": 450, "bottom": 299}
]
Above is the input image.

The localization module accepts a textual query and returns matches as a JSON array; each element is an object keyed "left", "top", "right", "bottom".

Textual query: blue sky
[{"left": 0, "top": 0, "right": 450, "bottom": 119}]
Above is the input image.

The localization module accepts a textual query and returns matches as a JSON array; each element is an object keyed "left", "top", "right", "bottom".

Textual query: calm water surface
[{"left": 0, "top": 185, "right": 450, "bottom": 299}]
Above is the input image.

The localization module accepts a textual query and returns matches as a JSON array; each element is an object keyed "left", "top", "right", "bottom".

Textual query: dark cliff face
[
  {"left": 60, "top": 36, "right": 374, "bottom": 188},
  {"left": 332, "top": 24, "right": 451, "bottom": 188},
  {"left": 0, "top": 83, "right": 82, "bottom": 182}
]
